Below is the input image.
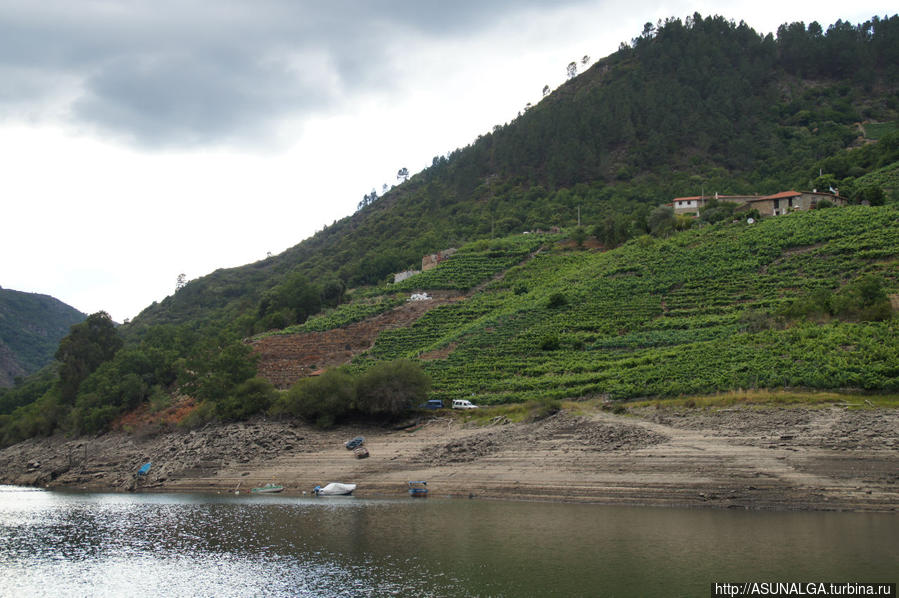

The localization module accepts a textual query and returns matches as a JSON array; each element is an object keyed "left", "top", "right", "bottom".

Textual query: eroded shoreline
[{"left": 1, "top": 406, "right": 896, "bottom": 512}]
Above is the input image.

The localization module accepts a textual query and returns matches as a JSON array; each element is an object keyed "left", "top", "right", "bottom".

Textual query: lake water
[{"left": 0, "top": 486, "right": 895, "bottom": 597}]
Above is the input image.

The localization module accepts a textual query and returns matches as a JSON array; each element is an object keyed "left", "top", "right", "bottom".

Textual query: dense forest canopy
[{"left": 1, "top": 14, "right": 898, "bottom": 444}]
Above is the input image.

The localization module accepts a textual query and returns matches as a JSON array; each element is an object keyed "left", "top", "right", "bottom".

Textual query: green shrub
[
  {"left": 279, "top": 367, "right": 356, "bottom": 427},
  {"left": 648, "top": 206, "right": 675, "bottom": 237},
  {"left": 539, "top": 335, "right": 561, "bottom": 351},
  {"left": 355, "top": 359, "right": 431, "bottom": 420},
  {"left": 148, "top": 386, "right": 172, "bottom": 413},
  {"left": 547, "top": 292, "right": 568, "bottom": 308},
  {"left": 215, "top": 377, "right": 276, "bottom": 421},
  {"left": 571, "top": 227, "right": 587, "bottom": 247},
  {"left": 179, "top": 400, "right": 217, "bottom": 429},
  {"left": 832, "top": 275, "right": 893, "bottom": 321},
  {"left": 529, "top": 397, "right": 561, "bottom": 420},
  {"left": 699, "top": 200, "right": 738, "bottom": 224},
  {"left": 777, "top": 286, "right": 834, "bottom": 320}
]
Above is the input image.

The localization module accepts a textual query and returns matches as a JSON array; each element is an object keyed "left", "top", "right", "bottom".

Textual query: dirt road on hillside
[{"left": 1, "top": 406, "right": 896, "bottom": 511}]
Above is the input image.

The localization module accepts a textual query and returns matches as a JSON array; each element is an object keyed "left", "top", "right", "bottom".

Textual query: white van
[{"left": 452, "top": 399, "right": 478, "bottom": 410}]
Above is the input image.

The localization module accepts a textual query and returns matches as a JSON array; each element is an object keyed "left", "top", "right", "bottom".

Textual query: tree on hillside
[
  {"left": 55, "top": 311, "right": 122, "bottom": 403},
  {"left": 180, "top": 340, "right": 257, "bottom": 405},
  {"left": 648, "top": 206, "right": 676, "bottom": 237},
  {"left": 355, "top": 359, "right": 431, "bottom": 419},
  {"left": 257, "top": 272, "right": 322, "bottom": 330},
  {"left": 855, "top": 185, "right": 885, "bottom": 206},
  {"left": 278, "top": 367, "right": 356, "bottom": 428},
  {"left": 572, "top": 226, "right": 587, "bottom": 247},
  {"left": 397, "top": 167, "right": 409, "bottom": 183},
  {"left": 593, "top": 213, "right": 631, "bottom": 248},
  {"left": 357, "top": 189, "right": 378, "bottom": 212},
  {"left": 566, "top": 61, "right": 577, "bottom": 79}
]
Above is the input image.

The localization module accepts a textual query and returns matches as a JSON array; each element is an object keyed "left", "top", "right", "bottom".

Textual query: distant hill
[
  {"left": 0, "top": 287, "right": 85, "bottom": 387},
  {"left": 129, "top": 14, "right": 899, "bottom": 337}
]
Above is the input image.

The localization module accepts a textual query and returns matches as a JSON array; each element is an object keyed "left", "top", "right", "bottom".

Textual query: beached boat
[
  {"left": 408, "top": 481, "right": 428, "bottom": 497},
  {"left": 345, "top": 436, "right": 365, "bottom": 450},
  {"left": 313, "top": 482, "right": 356, "bottom": 496},
  {"left": 353, "top": 446, "right": 369, "bottom": 459},
  {"left": 251, "top": 483, "right": 284, "bottom": 494}
]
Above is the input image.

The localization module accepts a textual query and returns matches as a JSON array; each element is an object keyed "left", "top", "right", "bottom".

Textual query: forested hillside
[
  {"left": 130, "top": 13, "right": 899, "bottom": 336},
  {"left": 0, "top": 288, "right": 85, "bottom": 388},
  {"left": 2, "top": 14, "right": 898, "bottom": 445}
]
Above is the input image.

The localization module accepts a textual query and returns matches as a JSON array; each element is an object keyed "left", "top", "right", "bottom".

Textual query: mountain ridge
[{"left": 0, "top": 287, "right": 86, "bottom": 387}]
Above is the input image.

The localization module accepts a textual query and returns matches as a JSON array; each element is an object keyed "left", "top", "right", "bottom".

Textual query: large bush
[
  {"left": 277, "top": 367, "right": 356, "bottom": 428},
  {"left": 777, "top": 275, "right": 893, "bottom": 323},
  {"left": 831, "top": 275, "right": 893, "bottom": 321},
  {"left": 354, "top": 359, "right": 431, "bottom": 420},
  {"left": 215, "top": 377, "right": 277, "bottom": 421}
]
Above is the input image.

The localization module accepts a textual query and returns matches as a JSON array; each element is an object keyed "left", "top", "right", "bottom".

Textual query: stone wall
[{"left": 421, "top": 248, "right": 457, "bottom": 272}]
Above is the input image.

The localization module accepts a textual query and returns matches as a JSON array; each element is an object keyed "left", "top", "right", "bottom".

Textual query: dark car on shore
[{"left": 420, "top": 399, "right": 444, "bottom": 410}]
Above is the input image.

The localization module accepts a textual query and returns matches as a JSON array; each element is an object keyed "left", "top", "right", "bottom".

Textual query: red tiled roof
[{"left": 762, "top": 190, "right": 801, "bottom": 200}]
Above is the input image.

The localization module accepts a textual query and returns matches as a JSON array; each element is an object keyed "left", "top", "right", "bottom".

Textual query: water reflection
[{"left": 0, "top": 486, "right": 895, "bottom": 597}]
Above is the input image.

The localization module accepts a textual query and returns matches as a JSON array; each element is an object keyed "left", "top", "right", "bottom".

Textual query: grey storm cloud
[{"left": 0, "top": 0, "right": 585, "bottom": 147}]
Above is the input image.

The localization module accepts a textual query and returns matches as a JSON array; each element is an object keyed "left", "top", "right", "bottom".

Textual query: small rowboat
[
  {"left": 353, "top": 446, "right": 369, "bottom": 459},
  {"left": 251, "top": 483, "right": 284, "bottom": 494},
  {"left": 408, "top": 480, "right": 428, "bottom": 497}
]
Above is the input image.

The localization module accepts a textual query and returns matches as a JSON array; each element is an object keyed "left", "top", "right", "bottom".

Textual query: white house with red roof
[{"left": 670, "top": 190, "right": 845, "bottom": 216}]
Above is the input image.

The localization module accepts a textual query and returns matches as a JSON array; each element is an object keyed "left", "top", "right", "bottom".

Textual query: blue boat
[
  {"left": 137, "top": 462, "right": 151, "bottom": 476},
  {"left": 345, "top": 436, "right": 365, "bottom": 450},
  {"left": 408, "top": 481, "right": 428, "bottom": 497}
]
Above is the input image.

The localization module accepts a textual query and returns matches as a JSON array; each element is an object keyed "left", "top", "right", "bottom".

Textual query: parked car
[
  {"left": 420, "top": 399, "right": 444, "bottom": 410},
  {"left": 452, "top": 399, "right": 478, "bottom": 410}
]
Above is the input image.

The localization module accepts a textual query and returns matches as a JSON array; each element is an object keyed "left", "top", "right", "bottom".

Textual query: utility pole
[{"left": 577, "top": 206, "right": 581, "bottom": 227}]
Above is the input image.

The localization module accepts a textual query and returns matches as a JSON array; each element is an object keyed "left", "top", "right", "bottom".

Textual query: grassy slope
[{"left": 333, "top": 206, "right": 899, "bottom": 403}]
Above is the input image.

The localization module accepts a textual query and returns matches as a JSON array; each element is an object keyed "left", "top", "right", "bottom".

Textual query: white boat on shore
[{"left": 312, "top": 482, "right": 356, "bottom": 496}]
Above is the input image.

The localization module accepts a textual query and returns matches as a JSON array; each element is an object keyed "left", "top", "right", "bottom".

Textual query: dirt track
[{"left": 1, "top": 406, "right": 896, "bottom": 512}]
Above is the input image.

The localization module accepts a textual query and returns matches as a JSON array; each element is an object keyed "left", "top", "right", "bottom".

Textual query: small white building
[{"left": 394, "top": 270, "right": 421, "bottom": 283}]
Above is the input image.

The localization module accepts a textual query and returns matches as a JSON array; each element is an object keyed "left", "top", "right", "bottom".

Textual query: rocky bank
[{"left": 0, "top": 406, "right": 896, "bottom": 512}]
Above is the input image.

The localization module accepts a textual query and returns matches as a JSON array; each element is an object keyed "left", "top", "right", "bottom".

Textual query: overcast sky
[{"left": 1, "top": 0, "right": 894, "bottom": 322}]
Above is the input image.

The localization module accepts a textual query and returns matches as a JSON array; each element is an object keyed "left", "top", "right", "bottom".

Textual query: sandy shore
[{"left": 1, "top": 405, "right": 896, "bottom": 512}]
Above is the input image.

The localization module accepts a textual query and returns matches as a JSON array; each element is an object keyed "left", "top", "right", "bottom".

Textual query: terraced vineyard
[
  {"left": 390, "top": 234, "right": 551, "bottom": 292},
  {"left": 295, "top": 206, "right": 899, "bottom": 403}
]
